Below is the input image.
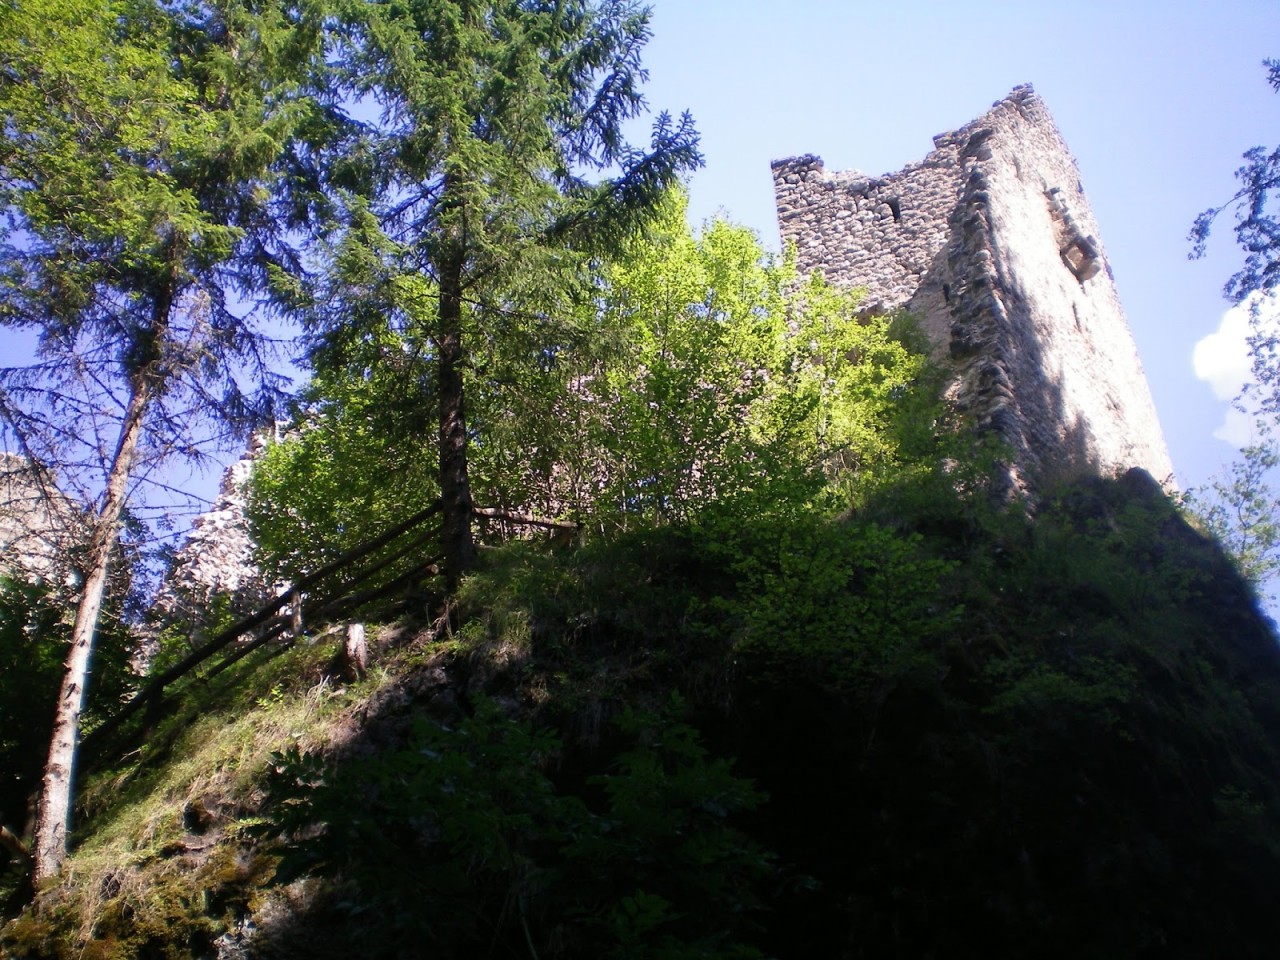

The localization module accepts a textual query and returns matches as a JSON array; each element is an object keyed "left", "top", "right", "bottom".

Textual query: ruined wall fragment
[
  {"left": 0, "top": 453, "right": 85, "bottom": 586},
  {"left": 773, "top": 85, "right": 1174, "bottom": 492},
  {"left": 153, "top": 434, "right": 271, "bottom": 625}
]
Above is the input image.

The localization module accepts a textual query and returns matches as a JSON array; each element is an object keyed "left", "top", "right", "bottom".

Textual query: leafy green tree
[
  {"left": 306, "top": 0, "right": 700, "bottom": 591},
  {"left": 260, "top": 193, "right": 936, "bottom": 568},
  {"left": 1191, "top": 59, "right": 1280, "bottom": 308},
  {"left": 1188, "top": 59, "right": 1280, "bottom": 604},
  {"left": 1185, "top": 426, "right": 1280, "bottom": 606},
  {"left": 559, "top": 196, "right": 931, "bottom": 527},
  {"left": 457, "top": 191, "right": 809, "bottom": 529},
  {"left": 246, "top": 358, "right": 438, "bottom": 587},
  {"left": 0, "top": 0, "right": 328, "bottom": 880}
]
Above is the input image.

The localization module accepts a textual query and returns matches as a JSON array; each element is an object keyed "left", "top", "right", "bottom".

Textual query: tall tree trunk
[
  {"left": 31, "top": 266, "right": 173, "bottom": 882},
  {"left": 437, "top": 248, "right": 475, "bottom": 594},
  {"left": 31, "top": 374, "right": 152, "bottom": 883}
]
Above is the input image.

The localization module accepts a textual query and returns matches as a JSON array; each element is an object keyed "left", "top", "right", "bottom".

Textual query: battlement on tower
[{"left": 773, "top": 84, "right": 1173, "bottom": 492}]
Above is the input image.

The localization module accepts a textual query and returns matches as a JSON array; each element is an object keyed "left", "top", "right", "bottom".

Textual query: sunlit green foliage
[
  {"left": 252, "top": 192, "right": 939, "bottom": 581},
  {"left": 504, "top": 194, "right": 934, "bottom": 527},
  {"left": 247, "top": 365, "right": 438, "bottom": 587},
  {"left": 1185, "top": 426, "right": 1280, "bottom": 606},
  {"left": 733, "top": 520, "right": 960, "bottom": 695},
  {"left": 576, "top": 197, "right": 929, "bottom": 524},
  {"left": 0, "top": 0, "right": 224, "bottom": 284}
]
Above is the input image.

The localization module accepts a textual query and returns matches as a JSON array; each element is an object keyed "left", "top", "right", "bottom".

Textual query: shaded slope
[{"left": 4, "top": 471, "right": 1280, "bottom": 959}]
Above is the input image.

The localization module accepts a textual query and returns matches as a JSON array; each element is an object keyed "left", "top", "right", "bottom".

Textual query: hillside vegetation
[
  {"left": 2, "top": 1, "right": 1280, "bottom": 957},
  {"left": 5, "top": 456, "right": 1280, "bottom": 959}
]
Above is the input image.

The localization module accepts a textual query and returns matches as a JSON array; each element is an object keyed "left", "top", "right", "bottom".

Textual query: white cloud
[
  {"left": 1212, "top": 406, "right": 1257, "bottom": 447},
  {"left": 1193, "top": 294, "right": 1280, "bottom": 446},
  {"left": 1192, "top": 302, "right": 1253, "bottom": 401}
]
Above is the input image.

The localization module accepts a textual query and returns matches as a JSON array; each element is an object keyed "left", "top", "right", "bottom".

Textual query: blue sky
[{"left": 636, "top": 0, "right": 1280, "bottom": 490}]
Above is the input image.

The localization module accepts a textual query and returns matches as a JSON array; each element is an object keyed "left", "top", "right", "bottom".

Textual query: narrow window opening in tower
[
  {"left": 943, "top": 283, "right": 952, "bottom": 304},
  {"left": 963, "top": 128, "right": 994, "bottom": 161},
  {"left": 1046, "top": 187, "right": 1102, "bottom": 283},
  {"left": 886, "top": 197, "right": 902, "bottom": 223},
  {"left": 1062, "top": 238, "right": 1101, "bottom": 283}
]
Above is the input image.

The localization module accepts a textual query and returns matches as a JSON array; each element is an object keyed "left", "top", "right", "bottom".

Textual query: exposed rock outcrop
[{"left": 153, "top": 436, "right": 271, "bottom": 625}]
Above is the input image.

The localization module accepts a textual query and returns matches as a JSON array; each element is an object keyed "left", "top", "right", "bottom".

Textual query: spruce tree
[
  {"left": 0, "top": 0, "right": 330, "bottom": 880},
  {"left": 311, "top": 0, "right": 701, "bottom": 590}
]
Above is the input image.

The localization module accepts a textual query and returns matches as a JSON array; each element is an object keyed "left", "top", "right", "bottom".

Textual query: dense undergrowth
[{"left": 5, "top": 467, "right": 1280, "bottom": 959}]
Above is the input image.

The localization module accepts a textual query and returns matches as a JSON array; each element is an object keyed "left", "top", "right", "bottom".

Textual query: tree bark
[
  {"left": 340, "top": 622, "right": 368, "bottom": 682},
  {"left": 437, "top": 244, "right": 475, "bottom": 593},
  {"left": 31, "top": 368, "right": 152, "bottom": 883}
]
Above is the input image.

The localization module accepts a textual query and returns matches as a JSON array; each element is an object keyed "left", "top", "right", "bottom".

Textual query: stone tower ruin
[{"left": 772, "top": 84, "right": 1174, "bottom": 492}]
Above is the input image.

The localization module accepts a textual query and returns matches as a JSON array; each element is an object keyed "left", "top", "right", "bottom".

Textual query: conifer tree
[
  {"left": 311, "top": 0, "right": 700, "bottom": 590},
  {"left": 0, "top": 0, "right": 329, "bottom": 880}
]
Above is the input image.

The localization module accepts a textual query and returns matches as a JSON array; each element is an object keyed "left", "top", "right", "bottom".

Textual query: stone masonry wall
[{"left": 773, "top": 85, "right": 1174, "bottom": 492}]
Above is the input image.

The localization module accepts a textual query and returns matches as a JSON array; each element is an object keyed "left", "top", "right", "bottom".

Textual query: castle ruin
[
  {"left": 0, "top": 454, "right": 84, "bottom": 587},
  {"left": 772, "top": 84, "right": 1174, "bottom": 492}
]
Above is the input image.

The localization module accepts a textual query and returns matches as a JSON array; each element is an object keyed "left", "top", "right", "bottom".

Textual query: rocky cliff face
[
  {"left": 773, "top": 85, "right": 1174, "bottom": 494},
  {"left": 153, "top": 437, "right": 270, "bottom": 624}
]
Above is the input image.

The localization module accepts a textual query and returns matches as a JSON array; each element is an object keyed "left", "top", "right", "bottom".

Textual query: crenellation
[{"left": 773, "top": 83, "right": 1174, "bottom": 493}]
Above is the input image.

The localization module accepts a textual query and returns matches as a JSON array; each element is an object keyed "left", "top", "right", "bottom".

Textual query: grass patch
[{"left": 2, "top": 626, "right": 396, "bottom": 959}]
